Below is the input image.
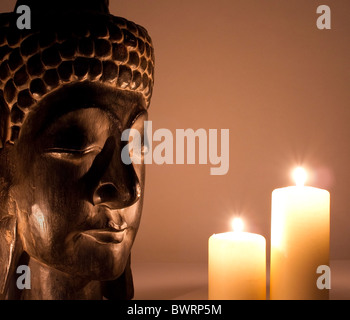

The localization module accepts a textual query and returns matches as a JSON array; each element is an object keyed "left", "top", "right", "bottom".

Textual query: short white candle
[{"left": 208, "top": 218, "right": 266, "bottom": 300}]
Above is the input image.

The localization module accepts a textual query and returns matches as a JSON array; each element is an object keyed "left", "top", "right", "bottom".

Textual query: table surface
[{"left": 132, "top": 260, "right": 350, "bottom": 300}]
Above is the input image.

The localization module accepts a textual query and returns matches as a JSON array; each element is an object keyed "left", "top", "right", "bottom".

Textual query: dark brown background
[{"left": 1, "top": 0, "right": 350, "bottom": 266}]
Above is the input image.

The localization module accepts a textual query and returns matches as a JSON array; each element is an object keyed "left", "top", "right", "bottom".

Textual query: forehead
[{"left": 19, "top": 82, "right": 146, "bottom": 143}]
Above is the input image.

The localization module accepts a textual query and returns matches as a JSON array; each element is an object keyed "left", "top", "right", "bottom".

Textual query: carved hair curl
[{"left": 0, "top": 6, "right": 155, "bottom": 146}]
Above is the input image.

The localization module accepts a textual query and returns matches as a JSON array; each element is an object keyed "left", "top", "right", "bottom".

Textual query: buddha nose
[{"left": 85, "top": 136, "right": 141, "bottom": 209}]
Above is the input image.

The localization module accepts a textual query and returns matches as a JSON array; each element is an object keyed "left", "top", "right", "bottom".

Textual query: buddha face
[{"left": 9, "top": 83, "right": 146, "bottom": 281}]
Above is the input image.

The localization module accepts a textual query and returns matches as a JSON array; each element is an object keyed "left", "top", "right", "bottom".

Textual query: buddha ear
[
  {"left": 0, "top": 137, "right": 20, "bottom": 298},
  {"left": 0, "top": 197, "right": 27, "bottom": 300},
  {"left": 0, "top": 96, "right": 10, "bottom": 150},
  {"left": 0, "top": 144, "right": 16, "bottom": 191},
  {"left": 0, "top": 215, "right": 17, "bottom": 298}
]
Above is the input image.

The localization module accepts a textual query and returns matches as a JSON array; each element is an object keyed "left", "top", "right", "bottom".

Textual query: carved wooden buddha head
[{"left": 0, "top": 0, "right": 154, "bottom": 299}]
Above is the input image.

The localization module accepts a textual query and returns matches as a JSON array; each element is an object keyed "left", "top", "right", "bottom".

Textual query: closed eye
[{"left": 44, "top": 145, "right": 102, "bottom": 160}]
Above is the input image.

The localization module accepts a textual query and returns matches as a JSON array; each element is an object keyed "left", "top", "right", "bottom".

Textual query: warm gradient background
[{"left": 1, "top": 1, "right": 349, "bottom": 267}]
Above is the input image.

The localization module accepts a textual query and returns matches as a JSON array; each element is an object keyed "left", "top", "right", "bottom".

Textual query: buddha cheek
[{"left": 15, "top": 161, "right": 88, "bottom": 262}]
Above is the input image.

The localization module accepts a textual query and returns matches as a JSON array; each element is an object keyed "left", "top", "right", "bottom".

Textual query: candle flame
[
  {"left": 231, "top": 217, "right": 244, "bottom": 232},
  {"left": 293, "top": 167, "right": 307, "bottom": 187}
]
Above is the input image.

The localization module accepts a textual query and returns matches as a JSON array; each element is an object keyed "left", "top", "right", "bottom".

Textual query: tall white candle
[
  {"left": 208, "top": 218, "right": 266, "bottom": 300},
  {"left": 270, "top": 167, "right": 330, "bottom": 300}
]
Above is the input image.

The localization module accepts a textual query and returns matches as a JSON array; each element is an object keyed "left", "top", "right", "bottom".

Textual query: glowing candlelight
[
  {"left": 231, "top": 217, "right": 244, "bottom": 233},
  {"left": 293, "top": 166, "right": 307, "bottom": 187}
]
